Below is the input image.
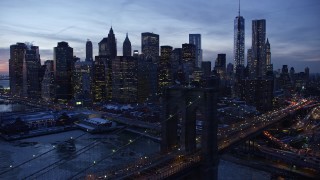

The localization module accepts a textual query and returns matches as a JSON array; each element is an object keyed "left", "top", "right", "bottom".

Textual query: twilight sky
[{"left": 0, "top": 0, "right": 319, "bottom": 74}]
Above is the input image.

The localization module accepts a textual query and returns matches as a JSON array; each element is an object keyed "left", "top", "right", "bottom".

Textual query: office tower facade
[
  {"left": 53, "top": 41, "right": 74, "bottom": 102},
  {"left": 247, "top": 48, "right": 252, "bottom": 73},
  {"left": 25, "top": 45, "right": 41, "bottom": 98},
  {"left": 279, "top": 65, "right": 292, "bottom": 97},
  {"left": 86, "top": 39, "right": 93, "bottom": 62},
  {"left": 158, "top": 46, "right": 173, "bottom": 94},
  {"left": 233, "top": 4, "right": 245, "bottom": 73},
  {"left": 98, "top": 38, "right": 108, "bottom": 56},
  {"left": 251, "top": 19, "right": 266, "bottom": 78},
  {"left": 182, "top": 43, "right": 196, "bottom": 63},
  {"left": 305, "top": 67, "right": 309, "bottom": 84},
  {"left": 171, "top": 48, "right": 182, "bottom": 83},
  {"left": 214, "top": 54, "right": 226, "bottom": 78},
  {"left": 137, "top": 54, "right": 158, "bottom": 103},
  {"left": 226, "top": 63, "right": 234, "bottom": 76},
  {"left": 73, "top": 61, "right": 93, "bottom": 104},
  {"left": 123, "top": 33, "right": 132, "bottom": 56},
  {"left": 182, "top": 43, "right": 196, "bottom": 82},
  {"left": 107, "top": 27, "right": 117, "bottom": 58},
  {"left": 290, "top": 67, "right": 295, "bottom": 79},
  {"left": 41, "top": 60, "right": 55, "bottom": 102},
  {"left": 189, "top": 34, "right": 202, "bottom": 68},
  {"left": 93, "top": 55, "right": 107, "bottom": 102},
  {"left": 9, "top": 43, "right": 26, "bottom": 97},
  {"left": 112, "top": 56, "right": 138, "bottom": 103},
  {"left": 201, "top": 61, "right": 212, "bottom": 78},
  {"left": 265, "top": 38, "right": 272, "bottom": 73},
  {"left": 141, "top": 32, "right": 159, "bottom": 61},
  {"left": 239, "top": 78, "right": 273, "bottom": 111}
]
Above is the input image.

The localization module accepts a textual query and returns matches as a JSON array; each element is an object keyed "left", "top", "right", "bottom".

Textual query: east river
[{"left": 0, "top": 86, "right": 270, "bottom": 179}]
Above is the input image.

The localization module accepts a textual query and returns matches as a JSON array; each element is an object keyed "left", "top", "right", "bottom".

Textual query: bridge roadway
[{"left": 89, "top": 99, "right": 316, "bottom": 179}]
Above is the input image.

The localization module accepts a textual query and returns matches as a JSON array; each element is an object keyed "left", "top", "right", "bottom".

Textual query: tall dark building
[
  {"left": 226, "top": 63, "right": 234, "bottom": 77},
  {"left": 189, "top": 34, "right": 202, "bottom": 68},
  {"left": 98, "top": 27, "right": 117, "bottom": 58},
  {"left": 98, "top": 38, "right": 108, "bottom": 56},
  {"left": 278, "top": 65, "right": 292, "bottom": 97},
  {"left": 239, "top": 78, "right": 274, "bottom": 111},
  {"left": 182, "top": 43, "right": 196, "bottom": 63},
  {"left": 251, "top": 19, "right": 266, "bottom": 78},
  {"left": 86, "top": 39, "right": 93, "bottom": 62},
  {"left": 137, "top": 54, "right": 158, "bottom": 103},
  {"left": 107, "top": 27, "right": 117, "bottom": 58},
  {"left": 234, "top": 1, "right": 245, "bottom": 73},
  {"left": 305, "top": 67, "right": 309, "bottom": 84},
  {"left": 9, "top": 43, "right": 41, "bottom": 98},
  {"left": 9, "top": 43, "right": 26, "bottom": 97},
  {"left": 158, "top": 46, "right": 173, "bottom": 94},
  {"left": 182, "top": 43, "right": 196, "bottom": 83},
  {"left": 25, "top": 45, "right": 41, "bottom": 98},
  {"left": 93, "top": 55, "right": 107, "bottom": 102},
  {"left": 41, "top": 60, "right": 55, "bottom": 102},
  {"left": 265, "top": 38, "right": 272, "bottom": 73},
  {"left": 123, "top": 33, "right": 132, "bottom": 56},
  {"left": 247, "top": 48, "right": 252, "bottom": 72},
  {"left": 201, "top": 61, "right": 211, "bottom": 78},
  {"left": 112, "top": 56, "right": 138, "bottom": 103},
  {"left": 171, "top": 48, "right": 182, "bottom": 83},
  {"left": 73, "top": 61, "right": 93, "bottom": 104},
  {"left": 141, "top": 32, "right": 159, "bottom": 61},
  {"left": 54, "top": 42, "right": 74, "bottom": 102},
  {"left": 214, "top": 54, "right": 226, "bottom": 78}
]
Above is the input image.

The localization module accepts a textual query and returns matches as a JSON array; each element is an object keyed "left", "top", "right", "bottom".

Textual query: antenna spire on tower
[{"left": 238, "top": 0, "right": 241, "bottom": 17}]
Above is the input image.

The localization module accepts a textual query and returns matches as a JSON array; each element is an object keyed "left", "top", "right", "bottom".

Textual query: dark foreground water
[
  {"left": 0, "top": 104, "right": 29, "bottom": 113},
  {"left": 0, "top": 129, "right": 270, "bottom": 180},
  {"left": 0, "top": 80, "right": 9, "bottom": 89}
]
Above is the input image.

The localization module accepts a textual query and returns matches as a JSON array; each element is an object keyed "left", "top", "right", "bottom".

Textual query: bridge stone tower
[{"left": 161, "top": 79, "right": 219, "bottom": 180}]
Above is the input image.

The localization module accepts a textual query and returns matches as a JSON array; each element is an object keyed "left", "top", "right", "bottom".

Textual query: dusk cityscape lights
[{"left": 0, "top": 0, "right": 320, "bottom": 180}]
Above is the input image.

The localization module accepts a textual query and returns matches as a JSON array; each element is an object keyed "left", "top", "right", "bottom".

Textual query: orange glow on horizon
[{"left": 0, "top": 62, "right": 9, "bottom": 74}]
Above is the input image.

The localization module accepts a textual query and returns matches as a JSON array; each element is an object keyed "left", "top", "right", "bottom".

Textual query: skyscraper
[
  {"left": 93, "top": 55, "right": 107, "bottom": 102},
  {"left": 25, "top": 45, "right": 41, "bottom": 98},
  {"left": 158, "top": 46, "right": 173, "bottom": 94},
  {"left": 214, "top": 54, "right": 226, "bottom": 78},
  {"left": 98, "top": 38, "right": 108, "bottom": 56},
  {"left": 141, "top": 32, "right": 159, "bottom": 61},
  {"left": 41, "top": 60, "right": 54, "bottom": 102},
  {"left": 9, "top": 43, "right": 26, "bottom": 97},
  {"left": 137, "top": 54, "right": 158, "bottom": 103},
  {"left": 265, "top": 38, "right": 273, "bottom": 73},
  {"left": 189, "top": 34, "right": 202, "bottom": 68},
  {"left": 233, "top": 1, "right": 245, "bottom": 73},
  {"left": 54, "top": 41, "right": 74, "bottom": 102},
  {"left": 107, "top": 27, "right": 117, "bottom": 58},
  {"left": 251, "top": 19, "right": 266, "bottom": 78},
  {"left": 182, "top": 43, "right": 196, "bottom": 82},
  {"left": 9, "top": 43, "right": 41, "bottom": 98},
  {"left": 85, "top": 39, "right": 93, "bottom": 62},
  {"left": 182, "top": 43, "right": 196, "bottom": 63},
  {"left": 201, "top": 61, "right": 212, "bottom": 78},
  {"left": 112, "top": 56, "right": 138, "bottom": 103},
  {"left": 123, "top": 33, "right": 132, "bottom": 56},
  {"left": 247, "top": 48, "right": 252, "bottom": 73},
  {"left": 73, "top": 61, "right": 93, "bottom": 104}
]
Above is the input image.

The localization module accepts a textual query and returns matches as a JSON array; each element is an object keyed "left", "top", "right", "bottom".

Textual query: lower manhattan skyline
[{"left": 0, "top": 0, "right": 320, "bottom": 74}]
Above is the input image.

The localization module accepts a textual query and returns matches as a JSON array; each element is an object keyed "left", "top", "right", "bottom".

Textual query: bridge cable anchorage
[{"left": 69, "top": 94, "right": 203, "bottom": 179}]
